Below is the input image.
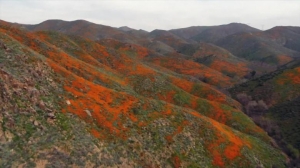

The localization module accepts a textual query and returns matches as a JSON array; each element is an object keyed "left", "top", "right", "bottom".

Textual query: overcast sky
[{"left": 0, "top": 0, "right": 299, "bottom": 31}]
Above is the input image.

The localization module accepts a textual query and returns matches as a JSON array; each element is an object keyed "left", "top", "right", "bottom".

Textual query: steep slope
[
  {"left": 192, "top": 23, "right": 261, "bottom": 43},
  {"left": 229, "top": 58, "right": 300, "bottom": 117},
  {"left": 147, "top": 29, "right": 255, "bottom": 82},
  {"left": 189, "top": 42, "right": 252, "bottom": 79},
  {"left": 0, "top": 25, "right": 114, "bottom": 167},
  {"left": 96, "top": 37, "right": 240, "bottom": 90},
  {"left": 0, "top": 20, "right": 287, "bottom": 167},
  {"left": 147, "top": 55, "right": 237, "bottom": 88},
  {"left": 229, "top": 59, "right": 300, "bottom": 167},
  {"left": 66, "top": 33, "right": 244, "bottom": 112}
]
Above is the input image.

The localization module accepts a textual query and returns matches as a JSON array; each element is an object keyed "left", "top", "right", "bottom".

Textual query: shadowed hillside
[{"left": 229, "top": 59, "right": 300, "bottom": 167}]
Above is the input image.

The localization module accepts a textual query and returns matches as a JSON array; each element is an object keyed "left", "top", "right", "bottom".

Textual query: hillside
[
  {"left": 0, "top": 20, "right": 288, "bottom": 167},
  {"left": 264, "top": 26, "right": 300, "bottom": 52},
  {"left": 188, "top": 42, "right": 252, "bottom": 79},
  {"left": 144, "top": 30, "right": 257, "bottom": 83},
  {"left": 216, "top": 28, "right": 300, "bottom": 66},
  {"left": 22, "top": 20, "right": 287, "bottom": 82},
  {"left": 22, "top": 19, "right": 138, "bottom": 43},
  {"left": 229, "top": 59, "right": 300, "bottom": 167},
  {"left": 171, "top": 23, "right": 300, "bottom": 68}
]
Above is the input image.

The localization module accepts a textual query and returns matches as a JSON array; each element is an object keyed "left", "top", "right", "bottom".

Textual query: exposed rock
[
  {"left": 28, "top": 87, "right": 40, "bottom": 98},
  {"left": 38, "top": 100, "right": 46, "bottom": 110},
  {"left": 33, "top": 120, "right": 39, "bottom": 126},
  {"left": 47, "top": 113, "right": 55, "bottom": 119},
  {"left": 4, "top": 130, "right": 14, "bottom": 142},
  {"left": 84, "top": 109, "right": 92, "bottom": 117}
]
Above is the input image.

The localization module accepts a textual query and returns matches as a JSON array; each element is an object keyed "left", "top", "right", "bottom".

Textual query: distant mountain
[
  {"left": 191, "top": 23, "right": 261, "bottom": 43},
  {"left": 264, "top": 26, "right": 300, "bottom": 52},
  {"left": 23, "top": 19, "right": 137, "bottom": 43},
  {"left": 118, "top": 26, "right": 135, "bottom": 32},
  {"left": 216, "top": 27, "right": 300, "bottom": 65},
  {"left": 169, "top": 26, "right": 211, "bottom": 39},
  {"left": 149, "top": 29, "right": 189, "bottom": 48}
]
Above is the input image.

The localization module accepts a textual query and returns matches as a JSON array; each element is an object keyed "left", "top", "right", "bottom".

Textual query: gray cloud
[{"left": 0, "top": 0, "right": 299, "bottom": 31}]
